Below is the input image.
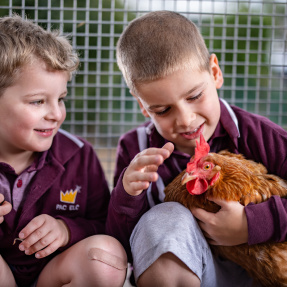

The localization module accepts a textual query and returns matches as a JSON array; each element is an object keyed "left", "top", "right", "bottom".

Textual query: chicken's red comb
[{"left": 187, "top": 134, "right": 210, "bottom": 172}]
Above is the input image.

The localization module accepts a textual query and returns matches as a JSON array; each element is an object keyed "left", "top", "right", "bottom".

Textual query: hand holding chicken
[{"left": 191, "top": 198, "right": 248, "bottom": 246}]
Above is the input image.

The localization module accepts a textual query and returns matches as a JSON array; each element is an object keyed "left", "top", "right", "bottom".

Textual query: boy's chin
[{"left": 32, "top": 142, "right": 53, "bottom": 153}]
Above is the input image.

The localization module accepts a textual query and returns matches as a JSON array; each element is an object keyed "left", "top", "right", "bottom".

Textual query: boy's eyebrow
[
  {"left": 148, "top": 104, "right": 165, "bottom": 110},
  {"left": 24, "top": 90, "right": 68, "bottom": 98},
  {"left": 183, "top": 82, "right": 207, "bottom": 97}
]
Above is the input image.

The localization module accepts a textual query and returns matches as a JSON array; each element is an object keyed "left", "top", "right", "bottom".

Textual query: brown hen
[{"left": 164, "top": 134, "right": 287, "bottom": 287}]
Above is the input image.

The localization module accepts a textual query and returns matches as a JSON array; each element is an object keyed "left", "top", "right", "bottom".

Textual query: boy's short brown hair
[
  {"left": 117, "top": 11, "right": 210, "bottom": 93},
  {"left": 0, "top": 14, "right": 79, "bottom": 96}
]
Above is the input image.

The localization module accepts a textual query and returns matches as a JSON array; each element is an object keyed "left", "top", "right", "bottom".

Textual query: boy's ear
[
  {"left": 209, "top": 54, "right": 224, "bottom": 89},
  {"left": 131, "top": 92, "right": 150, "bottom": 118}
]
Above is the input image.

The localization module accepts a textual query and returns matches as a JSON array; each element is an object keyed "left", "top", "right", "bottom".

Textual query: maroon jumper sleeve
[{"left": 245, "top": 196, "right": 287, "bottom": 245}]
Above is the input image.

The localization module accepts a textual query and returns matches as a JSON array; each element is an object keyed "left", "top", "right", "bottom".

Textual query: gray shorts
[{"left": 130, "top": 202, "right": 259, "bottom": 287}]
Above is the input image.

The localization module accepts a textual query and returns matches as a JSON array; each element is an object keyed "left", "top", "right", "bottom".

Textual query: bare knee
[
  {"left": 84, "top": 235, "right": 128, "bottom": 286},
  {"left": 84, "top": 235, "right": 127, "bottom": 267},
  {"left": 37, "top": 235, "right": 127, "bottom": 287},
  {"left": 137, "top": 252, "right": 200, "bottom": 287}
]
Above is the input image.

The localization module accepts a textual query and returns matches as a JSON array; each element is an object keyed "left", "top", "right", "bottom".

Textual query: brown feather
[{"left": 164, "top": 150, "right": 287, "bottom": 287}]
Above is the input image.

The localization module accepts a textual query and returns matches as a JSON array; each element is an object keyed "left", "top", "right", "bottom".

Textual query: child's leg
[
  {"left": 0, "top": 255, "right": 17, "bottom": 287},
  {"left": 130, "top": 202, "right": 205, "bottom": 287},
  {"left": 137, "top": 252, "right": 200, "bottom": 287},
  {"left": 130, "top": 202, "right": 257, "bottom": 287},
  {"left": 36, "top": 235, "right": 127, "bottom": 287}
]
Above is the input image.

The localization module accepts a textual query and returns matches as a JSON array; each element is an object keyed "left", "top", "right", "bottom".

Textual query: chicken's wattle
[{"left": 186, "top": 178, "right": 208, "bottom": 195}]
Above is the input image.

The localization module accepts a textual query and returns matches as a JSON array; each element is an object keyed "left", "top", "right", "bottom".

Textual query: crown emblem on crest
[{"left": 60, "top": 189, "right": 78, "bottom": 204}]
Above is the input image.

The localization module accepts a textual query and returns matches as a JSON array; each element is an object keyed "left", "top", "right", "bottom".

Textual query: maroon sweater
[{"left": 0, "top": 129, "right": 110, "bottom": 286}]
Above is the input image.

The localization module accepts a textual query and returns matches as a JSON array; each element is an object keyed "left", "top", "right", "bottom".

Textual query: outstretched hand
[
  {"left": 123, "top": 142, "right": 174, "bottom": 196},
  {"left": 17, "top": 214, "right": 70, "bottom": 259},
  {"left": 191, "top": 197, "right": 248, "bottom": 246}
]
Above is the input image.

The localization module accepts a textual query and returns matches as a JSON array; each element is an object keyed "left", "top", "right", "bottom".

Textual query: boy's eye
[
  {"left": 154, "top": 107, "right": 170, "bottom": 116},
  {"left": 59, "top": 97, "right": 67, "bottom": 103},
  {"left": 31, "top": 99, "right": 44, "bottom": 105},
  {"left": 187, "top": 92, "right": 203, "bottom": 101}
]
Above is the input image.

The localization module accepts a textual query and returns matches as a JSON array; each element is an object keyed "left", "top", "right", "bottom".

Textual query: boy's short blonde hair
[
  {"left": 0, "top": 14, "right": 79, "bottom": 96},
  {"left": 117, "top": 11, "right": 210, "bottom": 93}
]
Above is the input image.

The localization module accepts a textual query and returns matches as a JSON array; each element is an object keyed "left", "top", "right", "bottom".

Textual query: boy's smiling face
[
  {"left": 134, "top": 54, "right": 223, "bottom": 156},
  {"left": 0, "top": 59, "right": 69, "bottom": 158}
]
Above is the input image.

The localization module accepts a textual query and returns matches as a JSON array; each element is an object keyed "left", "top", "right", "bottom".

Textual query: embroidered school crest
[{"left": 60, "top": 185, "right": 81, "bottom": 204}]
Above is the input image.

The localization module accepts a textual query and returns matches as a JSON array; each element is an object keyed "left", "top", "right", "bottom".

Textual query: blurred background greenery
[{"left": 1, "top": 0, "right": 286, "bottom": 186}]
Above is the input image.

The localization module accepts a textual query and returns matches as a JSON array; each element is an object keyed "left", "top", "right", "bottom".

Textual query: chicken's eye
[{"left": 204, "top": 164, "right": 211, "bottom": 170}]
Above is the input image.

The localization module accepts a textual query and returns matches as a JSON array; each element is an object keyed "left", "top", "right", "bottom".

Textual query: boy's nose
[
  {"left": 176, "top": 108, "right": 196, "bottom": 128},
  {"left": 45, "top": 104, "right": 64, "bottom": 121}
]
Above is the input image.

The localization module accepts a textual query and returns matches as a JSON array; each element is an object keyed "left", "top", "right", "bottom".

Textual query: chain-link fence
[{"left": 1, "top": 0, "right": 286, "bottom": 187}]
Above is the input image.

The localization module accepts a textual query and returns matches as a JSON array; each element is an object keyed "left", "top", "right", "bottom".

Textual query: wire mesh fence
[{"left": 1, "top": 0, "right": 286, "bottom": 188}]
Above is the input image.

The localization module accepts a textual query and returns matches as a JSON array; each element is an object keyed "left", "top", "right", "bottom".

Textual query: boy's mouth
[
  {"left": 184, "top": 126, "right": 200, "bottom": 135},
  {"left": 34, "top": 129, "right": 55, "bottom": 137},
  {"left": 34, "top": 129, "right": 53, "bottom": 132},
  {"left": 180, "top": 123, "right": 204, "bottom": 140}
]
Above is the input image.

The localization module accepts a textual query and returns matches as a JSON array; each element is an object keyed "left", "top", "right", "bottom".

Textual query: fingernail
[{"left": 19, "top": 233, "right": 24, "bottom": 239}]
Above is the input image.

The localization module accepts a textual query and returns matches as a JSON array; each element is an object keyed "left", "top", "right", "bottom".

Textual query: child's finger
[
  {"left": 125, "top": 170, "right": 158, "bottom": 188},
  {"left": 0, "top": 194, "right": 5, "bottom": 205},
  {"left": 134, "top": 170, "right": 158, "bottom": 182},
  {"left": 128, "top": 181, "right": 150, "bottom": 193},
  {"left": 132, "top": 154, "right": 165, "bottom": 170},
  {"left": 131, "top": 144, "right": 174, "bottom": 171},
  {"left": 25, "top": 231, "right": 55, "bottom": 256},
  {"left": 208, "top": 197, "right": 241, "bottom": 209},
  {"left": 35, "top": 239, "right": 59, "bottom": 259},
  {"left": 0, "top": 201, "right": 13, "bottom": 223},
  {"left": 123, "top": 169, "right": 157, "bottom": 195},
  {"left": 19, "top": 226, "right": 50, "bottom": 251},
  {"left": 19, "top": 215, "right": 45, "bottom": 239},
  {"left": 144, "top": 164, "right": 160, "bottom": 173},
  {"left": 190, "top": 207, "right": 212, "bottom": 223},
  {"left": 0, "top": 201, "right": 12, "bottom": 216},
  {"left": 207, "top": 196, "right": 227, "bottom": 207},
  {"left": 161, "top": 142, "right": 174, "bottom": 156},
  {"left": 141, "top": 146, "right": 172, "bottom": 158}
]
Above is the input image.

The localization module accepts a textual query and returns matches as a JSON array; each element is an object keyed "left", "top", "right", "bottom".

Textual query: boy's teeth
[{"left": 186, "top": 127, "right": 198, "bottom": 135}]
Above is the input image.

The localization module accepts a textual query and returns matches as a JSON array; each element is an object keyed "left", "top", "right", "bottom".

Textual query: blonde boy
[
  {"left": 107, "top": 10, "right": 287, "bottom": 286},
  {"left": 0, "top": 14, "right": 127, "bottom": 287}
]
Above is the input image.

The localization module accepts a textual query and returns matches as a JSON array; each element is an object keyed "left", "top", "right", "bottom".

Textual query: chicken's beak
[
  {"left": 213, "top": 166, "right": 221, "bottom": 172},
  {"left": 181, "top": 172, "right": 197, "bottom": 185}
]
